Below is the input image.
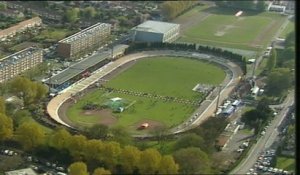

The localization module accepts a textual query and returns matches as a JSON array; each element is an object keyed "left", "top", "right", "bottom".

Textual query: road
[{"left": 230, "top": 90, "right": 294, "bottom": 174}]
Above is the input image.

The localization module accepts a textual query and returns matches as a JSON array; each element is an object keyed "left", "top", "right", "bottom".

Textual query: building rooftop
[
  {"left": 45, "top": 44, "right": 128, "bottom": 86},
  {"left": 59, "top": 23, "right": 111, "bottom": 44},
  {"left": 0, "top": 47, "right": 42, "bottom": 69},
  {"left": 132, "top": 20, "right": 179, "bottom": 34},
  {"left": 5, "top": 168, "right": 37, "bottom": 175}
]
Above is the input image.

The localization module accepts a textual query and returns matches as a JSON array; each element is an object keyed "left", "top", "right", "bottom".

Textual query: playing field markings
[
  {"left": 125, "top": 100, "right": 136, "bottom": 109},
  {"left": 250, "top": 19, "right": 277, "bottom": 47}
]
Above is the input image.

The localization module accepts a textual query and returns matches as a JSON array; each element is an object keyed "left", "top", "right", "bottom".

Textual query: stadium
[{"left": 47, "top": 49, "right": 243, "bottom": 135}]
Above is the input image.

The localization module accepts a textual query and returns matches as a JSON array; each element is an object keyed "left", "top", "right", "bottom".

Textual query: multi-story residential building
[
  {"left": 0, "top": 16, "right": 42, "bottom": 41},
  {"left": 0, "top": 47, "right": 43, "bottom": 83},
  {"left": 131, "top": 20, "right": 180, "bottom": 43},
  {"left": 57, "top": 23, "right": 111, "bottom": 60}
]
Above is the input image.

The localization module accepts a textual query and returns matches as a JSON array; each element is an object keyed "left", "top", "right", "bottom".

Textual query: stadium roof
[
  {"left": 45, "top": 44, "right": 128, "bottom": 85},
  {"left": 45, "top": 51, "right": 110, "bottom": 85},
  {"left": 132, "top": 20, "right": 179, "bottom": 34}
]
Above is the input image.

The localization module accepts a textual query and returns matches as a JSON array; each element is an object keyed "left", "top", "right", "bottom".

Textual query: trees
[
  {"left": 266, "top": 49, "right": 277, "bottom": 72},
  {"left": 82, "top": 6, "right": 96, "bottom": 19},
  {"left": 48, "top": 128, "right": 72, "bottom": 150},
  {"left": 266, "top": 68, "right": 292, "bottom": 96},
  {"left": 109, "top": 125, "right": 132, "bottom": 145},
  {"left": 256, "top": 1, "right": 266, "bottom": 12},
  {"left": 241, "top": 98, "right": 273, "bottom": 132},
  {"left": 173, "top": 147, "right": 211, "bottom": 174},
  {"left": 83, "top": 139, "right": 104, "bottom": 166},
  {"left": 67, "top": 134, "right": 88, "bottom": 161},
  {"left": 158, "top": 155, "right": 179, "bottom": 174},
  {"left": 92, "top": 168, "right": 111, "bottom": 175},
  {"left": 0, "top": 96, "right": 5, "bottom": 114},
  {"left": 0, "top": 113, "right": 13, "bottom": 142},
  {"left": 65, "top": 8, "right": 80, "bottom": 23},
  {"left": 34, "top": 83, "right": 48, "bottom": 102},
  {"left": 101, "top": 141, "right": 121, "bottom": 169},
  {"left": 161, "top": 1, "right": 199, "bottom": 20},
  {"left": 86, "top": 124, "right": 109, "bottom": 139},
  {"left": 173, "top": 133, "right": 204, "bottom": 151},
  {"left": 278, "top": 46, "right": 295, "bottom": 68},
  {"left": 285, "top": 31, "right": 295, "bottom": 48},
  {"left": 0, "top": 3, "right": 7, "bottom": 10},
  {"left": 9, "top": 77, "right": 48, "bottom": 105},
  {"left": 138, "top": 148, "right": 162, "bottom": 174},
  {"left": 15, "top": 122, "right": 46, "bottom": 151},
  {"left": 120, "top": 145, "right": 141, "bottom": 174},
  {"left": 68, "top": 162, "right": 89, "bottom": 175}
]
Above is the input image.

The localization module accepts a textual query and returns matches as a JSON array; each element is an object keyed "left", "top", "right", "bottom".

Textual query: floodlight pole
[{"left": 215, "top": 85, "right": 222, "bottom": 115}]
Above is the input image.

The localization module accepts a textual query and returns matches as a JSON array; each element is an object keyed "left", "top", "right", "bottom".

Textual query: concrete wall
[{"left": 133, "top": 31, "right": 164, "bottom": 43}]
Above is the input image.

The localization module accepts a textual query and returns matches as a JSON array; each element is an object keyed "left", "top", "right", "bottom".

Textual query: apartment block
[
  {"left": 0, "top": 17, "right": 42, "bottom": 41},
  {"left": 57, "top": 23, "right": 111, "bottom": 60},
  {"left": 0, "top": 47, "right": 43, "bottom": 83}
]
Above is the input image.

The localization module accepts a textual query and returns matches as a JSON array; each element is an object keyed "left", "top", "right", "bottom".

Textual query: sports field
[
  {"left": 177, "top": 6, "right": 287, "bottom": 51},
  {"left": 66, "top": 56, "right": 226, "bottom": 133},
  {"left": 276, "top": 156, "right": 295, "bottom": 172}
]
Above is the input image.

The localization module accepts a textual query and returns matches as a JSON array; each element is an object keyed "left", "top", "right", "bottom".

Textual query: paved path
[
  {"left": 47, "top": 50, "right": 243, "bottom": 135},
  {"left": 230, "top": 90, "right": 294, "bottom": 174}
]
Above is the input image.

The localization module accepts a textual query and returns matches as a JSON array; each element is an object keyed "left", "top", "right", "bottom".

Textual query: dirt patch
[
  {"left": 214, "top": 25, "right": 237, "bottom": 37},
  {"left": 215, "top": 31, "right": 226, "bottom": 36},
  {"left": 79, "top": 109, "right": 118, "bottom": 125}
]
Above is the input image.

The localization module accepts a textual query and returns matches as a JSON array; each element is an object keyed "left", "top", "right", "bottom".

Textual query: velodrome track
[{"left": 47, "top": 50, "right": 243, "bottom": 134}]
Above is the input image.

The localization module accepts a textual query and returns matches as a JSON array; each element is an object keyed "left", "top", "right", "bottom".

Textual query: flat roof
[
  {"left": 5, "top": 168, "right": 37, "bottom": 175},
  {"left": 59, "top": 23, "right": 111, "bottom": 44},
  {"left": 46, "top": 52, "right": 110, "bottom": 85},
  {"left": 45, "top": 44, "right": 129, "bottom": 85},
  {"left": 132, "top": 20, "right": 179, "bottom": 34},
  {"left": 0, "top": 47, "right": 42, "bottom": 69}
]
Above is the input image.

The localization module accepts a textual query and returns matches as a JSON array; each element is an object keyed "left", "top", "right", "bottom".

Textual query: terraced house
[
  {"left": 57, "top": 23, "right": 112, "bottom": 60},
  {"left": 0, "top": 16, "right": 42, "bottom": 41},
  {"left": 0, "top": 47, "right": 43, "bottom": 83}
]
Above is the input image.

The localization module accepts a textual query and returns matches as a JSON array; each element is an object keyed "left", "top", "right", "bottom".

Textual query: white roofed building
[{"left": 131, "top": 20, "right": 180, "bottom": 43}]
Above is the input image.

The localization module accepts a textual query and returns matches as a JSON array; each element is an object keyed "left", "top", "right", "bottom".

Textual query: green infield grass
[
  {"left": 177, "top": 6, "right": 287, "bottom": 51},
  {"left": 66, "top": 57, "right": 226, "bottom": 133}
]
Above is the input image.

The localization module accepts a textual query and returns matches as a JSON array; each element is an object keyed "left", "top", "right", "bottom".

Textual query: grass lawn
[
  {"left": 255, "top": 57, "right": 268, "bottom": 76},
  {"left": 178, "top": 6, "right": 287, "bottom": 51},
  {"left": 276, "top": 156, "right": 295, "bottom": 172},
  {"left": 10, "top": 42, "right": 43, "bottom": 52},
  {"left": 279, "top": 20, "right": 295, "bottom": 38},
  {"left": 17, "top": 113, "right": 53, "bottom": 134},
  {"left": 67, "top": 57, "right": 226, "bottom": 132},
  {"left": 106, "top": 57, "right": 225, "bottom": 100},
  {"left": 34, "top": 27, "right": 75, "bottom": 42}
]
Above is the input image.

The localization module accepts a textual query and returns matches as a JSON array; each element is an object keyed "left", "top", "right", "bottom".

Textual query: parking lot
[
  {"left": 0, "top": 147, "right": 67, "bottom": 174},
  {"left": 246, "top": 148, "right": 292, "bottom": 175}
]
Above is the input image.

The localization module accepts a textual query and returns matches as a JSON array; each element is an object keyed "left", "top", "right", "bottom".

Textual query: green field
[
  {"left": 279, "top": 20, "right": 295, "bottom": 38},
  {"left": 178, "top": 6, "right": 287, "bottom": 51},
  {"left": 276, "top": 156, "right": 295, "bottom": 172},
  {"left": 106, "top": 57, "right": 225, "bottom": 100},
  {"left": 66, "top": 57, "right": 226, "bottom": 132},
  {"left": 33, "top": 27, "right": 76, "bottom": 42}
]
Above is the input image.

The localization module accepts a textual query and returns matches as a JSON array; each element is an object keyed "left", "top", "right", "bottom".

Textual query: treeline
[
  {"left": 161, "top": 1, "right": 201, "bottom": 20},
  {"left": 214, "top": 0, "right": 266, "bottom": 12},
  {"left": 124, "top": 42, "right": 247, "bottom": 75}
]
